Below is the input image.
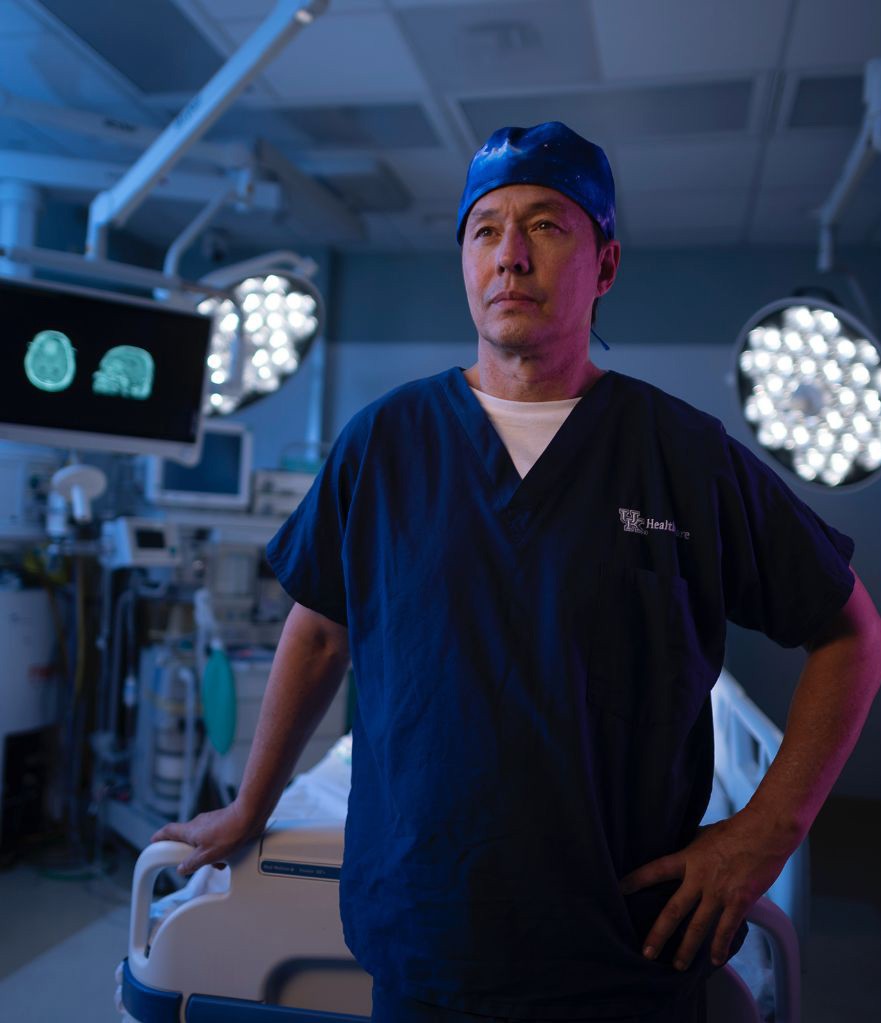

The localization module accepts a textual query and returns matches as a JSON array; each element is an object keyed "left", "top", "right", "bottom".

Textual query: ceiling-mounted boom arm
[
  {"left": 85, "top": 0, "right": 332, "bottom": 260},
  {"left": 817, "top": 57, "right": 881, "bottom": 273}
]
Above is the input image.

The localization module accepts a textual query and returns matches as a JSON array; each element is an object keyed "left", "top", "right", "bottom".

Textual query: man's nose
[{"left": 496, "top": 228, "right": 531, "bottom": 274}]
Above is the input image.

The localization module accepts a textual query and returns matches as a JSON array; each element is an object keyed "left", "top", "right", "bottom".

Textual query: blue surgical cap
[{"left": 456, "top": 121, "right": 616, "bottom": 245}]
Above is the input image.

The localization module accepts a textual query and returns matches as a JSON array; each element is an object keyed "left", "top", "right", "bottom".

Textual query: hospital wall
[{"left": 288, "top": 243, "right": 881, "bottom": 800}]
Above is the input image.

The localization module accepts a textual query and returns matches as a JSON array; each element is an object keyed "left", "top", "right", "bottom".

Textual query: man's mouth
[{"left": 491, "top": 291, "right": 538, "bottom": 305}]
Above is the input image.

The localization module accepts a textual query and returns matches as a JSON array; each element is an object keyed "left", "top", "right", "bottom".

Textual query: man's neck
[{"left": 464, "top": 355, "right": 605, "bottom": 402}]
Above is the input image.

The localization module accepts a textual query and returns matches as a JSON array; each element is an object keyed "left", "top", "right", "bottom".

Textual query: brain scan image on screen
[
  {"left": 93, "top": 345, "right": 155, "bottom": 400},
  {"left": 24, "top": 330, "right": 77, "bottom": 393}
]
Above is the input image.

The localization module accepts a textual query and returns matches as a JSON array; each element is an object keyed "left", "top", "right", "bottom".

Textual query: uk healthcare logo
[{"left": 619, "top": 508, "right": 690, "bottom": 540}]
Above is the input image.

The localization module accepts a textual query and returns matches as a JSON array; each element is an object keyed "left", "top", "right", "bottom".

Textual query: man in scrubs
[{"left": 154, "top": 122, "right": 881, "bottom": 1022}]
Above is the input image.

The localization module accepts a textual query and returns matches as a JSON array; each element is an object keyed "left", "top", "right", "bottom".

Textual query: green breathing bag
[{"left": 201, "top": 646, "right": 237, "bottom": 755}]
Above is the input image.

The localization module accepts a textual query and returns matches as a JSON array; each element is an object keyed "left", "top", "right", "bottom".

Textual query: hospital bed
[{"left": 116, "top": 669, "right": 802, "bottom": 1023}]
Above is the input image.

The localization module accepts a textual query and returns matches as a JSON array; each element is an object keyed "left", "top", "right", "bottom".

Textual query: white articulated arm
[
  {"left": 817, "top": 56, "right": 881, "bottom": 273},
  {"left": 85, "top": 0, "right": 332, "bottom": 259}
]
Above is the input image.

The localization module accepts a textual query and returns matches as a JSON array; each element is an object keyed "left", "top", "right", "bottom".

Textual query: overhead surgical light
[
  {"left": 734, "top": 298, "right": 881, "bottom": 489},
  {"left": 738, "top": 58, "right": 881, "bottom": 493},
  {"left": 195, "top": 252, "right": 324, "bottom": 416}
]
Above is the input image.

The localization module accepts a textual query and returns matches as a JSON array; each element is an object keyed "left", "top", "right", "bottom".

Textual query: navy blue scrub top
[{"left": 267, "top": 367, "right": 855, "bottom": 1020}]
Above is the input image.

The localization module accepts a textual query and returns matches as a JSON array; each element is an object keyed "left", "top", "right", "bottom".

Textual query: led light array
[
  {"left": 198, "top": 273, "right": 321, "bottom": 415},
  {"left": 738, "top": 304, "right": 881, "bottom": 487}
]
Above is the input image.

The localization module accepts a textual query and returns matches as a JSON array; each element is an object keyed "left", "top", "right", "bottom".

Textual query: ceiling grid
[{"left": 0, "top": 0, "right": 876, "bottom": 252}]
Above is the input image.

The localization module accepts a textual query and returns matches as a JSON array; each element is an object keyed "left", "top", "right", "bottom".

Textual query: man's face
[{"left": 461, "top": 183, "right": 619, "bottom": 358}]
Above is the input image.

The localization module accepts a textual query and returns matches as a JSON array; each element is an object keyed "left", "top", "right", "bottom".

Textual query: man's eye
[
  {"left": 473, "top": 226, "right": 493, "bottom": 238},
  {"left": 535, "top": 220, "right": 558, "bottom": 231}
]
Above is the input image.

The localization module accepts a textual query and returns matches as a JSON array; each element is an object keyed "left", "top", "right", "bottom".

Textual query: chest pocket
[{"left": 587, "top": 563, "right": 702, "bottom": 722}]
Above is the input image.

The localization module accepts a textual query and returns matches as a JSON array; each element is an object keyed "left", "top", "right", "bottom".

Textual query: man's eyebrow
[{"left": 470, "top": 200, "right": 573, "bottom": 224}]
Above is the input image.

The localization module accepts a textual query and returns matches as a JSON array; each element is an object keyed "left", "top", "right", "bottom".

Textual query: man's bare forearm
[
  {"left": 234, "top": 603, "right": 351, "bottom": 830},
  {"left": 743, "top": 624, "right": 881, "bottom": 848}
]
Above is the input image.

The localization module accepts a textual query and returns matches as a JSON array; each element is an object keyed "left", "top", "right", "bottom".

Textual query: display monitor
[
  {"left": 0, "top": 276, "right": 211, "bottom": 463},
  {"left": 146, "top": 420, "right": 252, "bottom": 510}
]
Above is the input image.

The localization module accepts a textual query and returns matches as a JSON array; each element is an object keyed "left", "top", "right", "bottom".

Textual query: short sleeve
[
  {"left": 715, "top": 431, "right": 855, "bottom": 649},
  {"left": 265, "top": 425, "right": 359, "bottom": 628}
]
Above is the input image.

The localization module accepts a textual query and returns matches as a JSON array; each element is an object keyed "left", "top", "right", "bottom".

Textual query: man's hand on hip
[{"left": 618, "top": 806, "right": 797, "bottom": 970}]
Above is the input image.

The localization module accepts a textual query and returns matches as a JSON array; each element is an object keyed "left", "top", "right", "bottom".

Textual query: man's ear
[{"left": 596, "top": 241, "right": 621, "bottom": 298}]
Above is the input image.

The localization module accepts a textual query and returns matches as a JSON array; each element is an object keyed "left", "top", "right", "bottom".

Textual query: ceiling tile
[
  {"left": 39, "top": 0, "right": 224, "bottom": 95},
  {"left": 25, "top": 122, "right": 169, "bottom": 165},
  {"left": 349, "top": 203, "right": 461, "bottom": 250},
  {"left": 223, "top": 12, "right": 426, "bottom": 99},
  {"left": 785, "top": 0, "right": 881, "bottom": 71},
  {"left": 382, "top": 148, "right": 467, "bottom": 201},
  {"left": 205, "top": 107, "right": 312, "bottom": 147},
  {"left": 458, "top": 93, "right": 611, "bottom": 146},
  {"left": 0, "top": 114, "right": 35, "bottom": 149},
  {"left": 747, "top": 186, "right": 829, "bottom": 245},
  {"left": 398, "top": 0, "right": 600, "bottom": 93},
  {"left": 174, "top": 0, "right": 273, "bottom": 16},
  {"left": 280, "top": 103, "right": 438, "bottom": 148},
  {"left": 460, "top": 80, "right": 752, "bottom": 145},
  {"left": 615, "top": 138, "right": 759, "bottom": 194},
  {"left": 620, "top": 188, "right": 749, "bottom": 235},
  {"left": 0, "top": 115, "right": 66, "bottom": 153},
  {"left": 389, "top": 0, "right": 501, "bottom": 8},
  {"left": 318, "top": 161, "right": 411, "bottom": 213},
  {"left": 0, "top": 33, "right": 134, "bottom": 107},
  {"left": 787, "top": 74, "right": 865, "bottom": 129},
  {"left": 0, "top": 0, "right": 44, "bottom": 35},
  {"left": 591, "top": 0, "right": 788, "bottom": 81},
  {"left": 319, "top": 0, "right": 384, "bottom": 8},
  {"left": 755, "top": 140, "right": 880, "bottom": 244},
  {"left": 760, "top": 131, "right": 857, "bottom": 191},
  {"left": 176, "top": 0, "right": 383, "bottom": 14}
]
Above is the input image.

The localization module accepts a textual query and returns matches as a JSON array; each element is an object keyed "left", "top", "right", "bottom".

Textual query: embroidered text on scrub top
[{"left": 620, "top": 508, "right": 691, "bottom": 540}]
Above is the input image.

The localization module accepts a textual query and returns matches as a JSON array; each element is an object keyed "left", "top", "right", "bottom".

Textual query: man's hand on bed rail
[
  {"left": 617, "top": 805, "right": 797, "bottom": 973},
  {"left": 151, "top": 602, "right": 353, "bottom": 877},
  {"left": 151, "top": 800, "right": 266, "bottom": 876}
]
